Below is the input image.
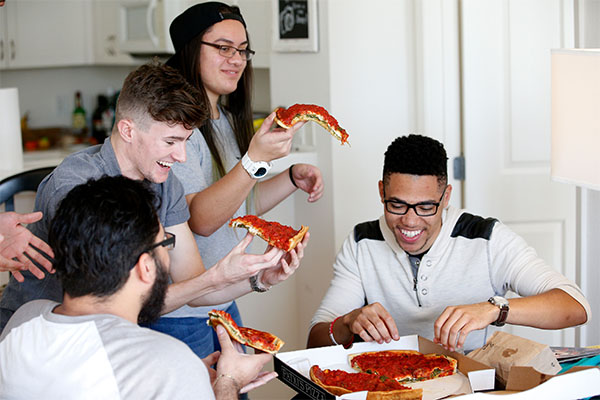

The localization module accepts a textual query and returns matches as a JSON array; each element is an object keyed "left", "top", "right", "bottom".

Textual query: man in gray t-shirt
[
  {"left": 0, "top": 63, "right": 296, "bottom": 341},
  {"left": 0, "top": 176, "right": 275, "bottom": 399}
]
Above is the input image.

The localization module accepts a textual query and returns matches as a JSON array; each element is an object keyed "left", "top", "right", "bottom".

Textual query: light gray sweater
[{"left": 311, "top": 206, "right": 590, "bottom": 351}]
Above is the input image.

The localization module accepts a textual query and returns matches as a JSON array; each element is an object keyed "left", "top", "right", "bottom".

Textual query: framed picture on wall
[{"left": 272, "top": 0, "right": 318, "bottom": 53}]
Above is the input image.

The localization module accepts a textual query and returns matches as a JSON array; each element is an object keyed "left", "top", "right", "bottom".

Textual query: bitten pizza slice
[
  {"left": 229, "top": 215, "right": 308, "bottom": 252},
  {"left": 309, "top": 365, "right": 423, "bottom": 400},
  {"left": 207, "top": 309, "right": 284, "bottom": 354},
  {"left": 274, "top": 103, "right": 350, "bottom": 146},
  {"left": 348, "top": 350, "right": 458, "bottom": 383}
]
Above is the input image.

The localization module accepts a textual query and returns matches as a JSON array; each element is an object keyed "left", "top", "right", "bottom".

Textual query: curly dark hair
[
  {"left": 383, "top": 134, "right": 448, "bottom": 187},
  {"left": 114, "top": 61, "right": 209, "bottom": 132},
  {"left": 48, "top": 176, "right": 161, "bottom": 298}
]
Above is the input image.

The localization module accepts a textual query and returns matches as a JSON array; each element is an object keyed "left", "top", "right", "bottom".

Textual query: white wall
[
  {"left": 329, "top": 1, "right": 418, "bottom": 250},
  {"left": 0, "top": 66, "right": 135, "bottom": 128}
]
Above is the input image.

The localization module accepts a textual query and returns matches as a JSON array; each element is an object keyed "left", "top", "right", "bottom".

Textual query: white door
[{"left": 461, "top": 0, "right": 578, "bottom": 346}]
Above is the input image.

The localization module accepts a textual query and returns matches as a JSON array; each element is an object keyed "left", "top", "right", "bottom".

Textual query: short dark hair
[
  {"left": 383, "top": 134, "right": 448, "bottom": 187},
  {"left": 48, "top": 176, "right": 161, "bottom": 298},
  {"left": 114, "top": 61, "right": 208, "bottom": 132}
]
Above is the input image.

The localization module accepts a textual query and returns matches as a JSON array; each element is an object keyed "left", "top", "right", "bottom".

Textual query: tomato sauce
[
  {"left": 351, "top": 351, "right": 454, "bottom": 381},
  {"left": 312, "top": 366, "right": 410, "bottom": 392},
  {"left": 239, "top": 327, "right": 277, "bottom": 351},
  {"left": 233, "top": 215, "right": 299, "bottom": 250},
  {"left": 277, "top": 104, "right": 349, "bottom": 145}
]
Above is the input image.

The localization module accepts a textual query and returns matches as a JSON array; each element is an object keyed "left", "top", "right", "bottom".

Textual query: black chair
[{"left": 0, "top": 167, "right": 55, "bottom": 212}]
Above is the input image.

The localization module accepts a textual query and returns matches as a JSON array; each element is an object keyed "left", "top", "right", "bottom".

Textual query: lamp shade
[{"left": 551, "top": 49, "right": 600, "bottom": 190}]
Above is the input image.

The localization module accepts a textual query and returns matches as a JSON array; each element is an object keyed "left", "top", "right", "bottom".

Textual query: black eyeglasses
[
  {"left": 200, "top": 41, "right": 255, "bottom": 61},
  {"left": 143, "top": 232, "right": 176, "bottom": 254},
  {"left": 384, "top": 187, "right": 447, "bottom": 217}
]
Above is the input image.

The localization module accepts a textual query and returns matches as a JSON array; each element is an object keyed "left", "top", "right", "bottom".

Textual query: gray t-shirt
[
  {"left": 0, "top": 300, "right": 214, "bottom": 399},
  {"left": 170, "top": 112, "right": 250, "bottom": 318},
  {"left": 0, "top": 138, "right": 190, "bottom": 330}
]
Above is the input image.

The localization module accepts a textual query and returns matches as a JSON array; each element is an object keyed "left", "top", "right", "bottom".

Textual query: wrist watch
[
  {"left": 488, "top": 296, "right": 509, "bottom": 326},
  {"left": 241, "top": 152, "right": 272, "bottom": 179},
  {"left": 249, "top": 274, "right": 271, "bottom": 293}
]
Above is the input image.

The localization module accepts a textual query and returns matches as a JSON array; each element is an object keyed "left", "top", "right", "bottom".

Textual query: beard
[{"left": 137, "top": 255, "right": 169, "bottom": 325}]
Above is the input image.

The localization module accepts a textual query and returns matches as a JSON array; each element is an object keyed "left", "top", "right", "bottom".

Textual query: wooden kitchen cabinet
[{"left": 0, "top": 0, "right": 92, "bottom": 70}]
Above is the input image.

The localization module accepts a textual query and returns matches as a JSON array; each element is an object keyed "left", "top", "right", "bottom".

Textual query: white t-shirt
[{"left": 0, "top": 300, "right": 215, "bottom": 400}]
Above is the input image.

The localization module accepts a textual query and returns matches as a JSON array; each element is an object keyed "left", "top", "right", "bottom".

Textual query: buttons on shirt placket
[{"left": 420, "top": 259, "right": 433, "bottom": 297}]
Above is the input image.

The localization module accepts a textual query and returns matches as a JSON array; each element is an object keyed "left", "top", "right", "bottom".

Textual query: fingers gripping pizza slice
[
  {"left": 208, "top": 309, "right": 284, "bottom": 354},
  {"left": 309, "top": 365, "right": 423, "bottom": 400},
  {"left": 274, "top": 103, "right": 350, "bottom": 146},
  {"left": 229, "top": 215, "right": 308, "bottom": 252},
  {"left": 348, "top": 350, "right": 458, "bottom": 383}
]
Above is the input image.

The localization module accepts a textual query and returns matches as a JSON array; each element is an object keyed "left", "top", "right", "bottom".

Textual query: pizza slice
[
  {"left": 207, "top": 309, "right": 285, "bottom": 354},
  {"left": 309, "top": 365, "right": 423, "bottom": 400},
  {"left": 274, "top": 103, "right": 350, "bottom": 146},
  {"left": 229, "top": 215, "right": 308, "bottom": 252},
  {"left": 348, "top": 350, "right": 458, "bottom": 383}
]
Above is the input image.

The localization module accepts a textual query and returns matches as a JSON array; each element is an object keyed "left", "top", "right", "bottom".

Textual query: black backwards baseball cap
[{"left": 167, "top": 2, "right": 246, "bottom": 67}]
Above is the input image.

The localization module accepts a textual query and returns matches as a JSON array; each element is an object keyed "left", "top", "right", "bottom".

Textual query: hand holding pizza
[
  {"left": 214, "top": 233, "right": 284, "bottom": 285},
  {"left": 433, "top": 301, "right": 500, "bottom": 351},
  {"left": 340, "top": 302, "right": 400, "bottom": 344},
  {"left": 200, "top": 350, "right": 220, "bottom": 382},
  {"left": 247, "top": 112, "right": 305, "bottom": 163},
  {"left": 289, "top": 164, "right": 324, "bottom": 203},
  {"left": 260, "top": 231, "right": 309, "bottom": 287},
  {"left": 214, "top": 324, "right": 277, "bottom": 394}
]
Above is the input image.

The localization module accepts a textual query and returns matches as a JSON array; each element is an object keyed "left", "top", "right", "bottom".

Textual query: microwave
[{"left": 118, "top": 0, "right": 190, "bottom": 55}]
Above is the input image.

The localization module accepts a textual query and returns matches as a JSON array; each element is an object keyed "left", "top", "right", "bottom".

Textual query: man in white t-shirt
[{"left": 0, "top": 176, "right": 274, "bottom": 399}]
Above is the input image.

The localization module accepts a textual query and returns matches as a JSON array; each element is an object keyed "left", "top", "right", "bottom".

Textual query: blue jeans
[{"left": 143, "top": 302, "right": 245, "bottom": 359}]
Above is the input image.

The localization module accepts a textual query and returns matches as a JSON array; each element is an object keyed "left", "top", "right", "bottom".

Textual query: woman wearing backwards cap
[{"left": 153, "top": 2, "right": 324, "bottom": 359}]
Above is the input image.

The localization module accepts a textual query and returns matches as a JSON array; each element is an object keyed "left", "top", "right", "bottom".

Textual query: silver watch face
[{"left": 491, "top": 296, "right": 509, "bottom": 307}]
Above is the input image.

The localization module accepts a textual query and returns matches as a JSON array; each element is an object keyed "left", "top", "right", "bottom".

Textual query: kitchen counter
[
  {"left": 1, "top": 148, "right": 318, "bottom": 181},
  {"left": 0, "top": 146, "right": 88, "bottom": 182}
]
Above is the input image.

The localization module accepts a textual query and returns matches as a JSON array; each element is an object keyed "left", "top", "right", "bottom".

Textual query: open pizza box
[
  {"left": 274, "top": 335, "right": 496, "bottom": 400},
  {"left": 450, "top": 366, "right": 600, "bottom": 399}
]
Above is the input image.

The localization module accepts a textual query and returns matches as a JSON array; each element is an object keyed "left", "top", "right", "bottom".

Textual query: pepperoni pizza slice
[
  {"left": 309, "top": 365, "right": 423, "bottom": 400},
  {"left": 229, "top": 215, "right": 308, "bottom": 252},
  {"left": 208, "top": 309, "right": 285, "bottom": 354},
  {"left": 348, "top": 350, "right": 458, "bottom": 383},
  {"left": 274, "top": 103, "right": 350, "bottom": 146}
]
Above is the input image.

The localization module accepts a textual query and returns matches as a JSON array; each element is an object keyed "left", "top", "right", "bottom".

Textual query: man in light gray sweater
[
  {"left": 308, "top": 134, "right": 590, "bottom": 352},
  {"left": 0, "top": 176, "right": 274, "bottom": 399}
]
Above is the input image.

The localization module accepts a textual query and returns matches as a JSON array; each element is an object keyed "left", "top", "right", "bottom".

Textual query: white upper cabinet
[
  {"left": 91, "top": 0, "right": 138, "bottom": 65},
  {"left": 0, "top": 0, "right": 93, "bottom": 70},
  {"left": 0, "top": 6, "right": 9, "bottom": 68}
]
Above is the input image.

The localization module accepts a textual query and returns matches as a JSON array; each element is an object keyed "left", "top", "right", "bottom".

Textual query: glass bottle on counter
[
  {"left": 91, "top": 94, "right": 109, "bottom": 144},
  {"left": 72, "top": 91, "right": 87, "bottom": 136}
]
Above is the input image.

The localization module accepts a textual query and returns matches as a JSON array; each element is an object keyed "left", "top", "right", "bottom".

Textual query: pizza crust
[
  {"left": 274, "top": 104, "right": 350, "bottom": 146},
  {"left": 208, "top": 310, "right": 285, "bottom": 354},
  {"left": 208, "top": 310, "right": 246, "bottom": 345},
  {"left": 309, "top": 366, "right": 423, "bottom": 400}
]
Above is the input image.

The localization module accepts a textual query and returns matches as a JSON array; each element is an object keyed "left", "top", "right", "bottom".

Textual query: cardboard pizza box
[
  {"left": 274, "top": 335, "right": 496, "bottom": 400},
  {"left": 450, "top": 366, "right": 600, "bottom": 399}
]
